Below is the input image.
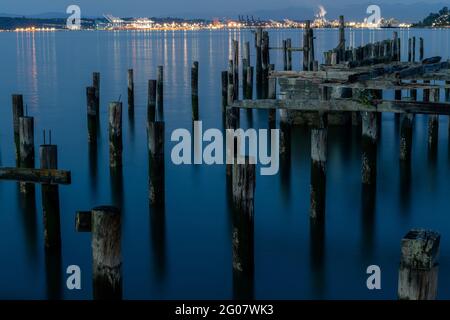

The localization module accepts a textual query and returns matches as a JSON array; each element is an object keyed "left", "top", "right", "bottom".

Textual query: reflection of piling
[
  {"left": 310, "top": 112, "right": 327, "bottom": 220},
  {"left": 398, "top": 229, "right": 439, "bottom": 300},
  {"left": 157, "top": 66, "right": 164, "bottom": 117},
  {"left": 40, "top": 144, "right": 61, "bottom": 251},
  {"left": 221, "top": 71, "right": 228, "bottom": 112},
  {"left": 128, "top": 69, "right": 134, "bottom": 111},
  {"left": 109, "top": 102, "right": 122, "bottom": 169},
  {"left": 361, "top": 111, "right": 377, "bottom": 185},
  {"left": 191, "top": 61, "right": 199, "bottom": 120},
  {"left": 92, "top": 206, "right": 122, "bottom": 300},
  {"left": 400, "top": 113, "right": 414, "bottom": 163},
  {"left": 12, "top": 94, "right": 24, "bottom": 164},
  {"left": 148, "top": 121, "right": 165, "bottom": 207},
  {"left": 19, "top": 116, "right": 35, "bottom": 194},
  {"left": 232, "top": 157, "right": 255, "bottom": 299},
  {"left": 148, "top": 80, "right": 157, "bottom": 123}
]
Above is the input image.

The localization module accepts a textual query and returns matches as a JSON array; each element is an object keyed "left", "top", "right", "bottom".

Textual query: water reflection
[
  {"left": 309, "top": 219, "right": 325, "bottom": 298},
  {"left": 45, "top": 248, "right": 62, "bottom": 300},
  {"left": 17, "top": 186, "right": 38, "bottom": 263},
  {"left": 361, "top": 184, "right": 376, "bottom": 257},
  {"left": 110, "top": 167, "right": 124, "bottom": 211},
  {"left": 149, "top": 205, "right": 167, "bottom": 283}
]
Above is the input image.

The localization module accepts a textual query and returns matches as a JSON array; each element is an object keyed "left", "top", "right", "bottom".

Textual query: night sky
[{"left": 0, "top": 0, "right": 446, "bottom": 18}]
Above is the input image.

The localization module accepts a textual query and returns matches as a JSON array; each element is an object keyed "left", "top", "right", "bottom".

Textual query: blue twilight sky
[{"left": 0, "top": 0, "right": 447, "bottom": 18}]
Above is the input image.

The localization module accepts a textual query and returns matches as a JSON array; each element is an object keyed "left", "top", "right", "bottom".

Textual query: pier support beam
[{"left": 398, "top": 229, "right": 440, "bottom": 300}]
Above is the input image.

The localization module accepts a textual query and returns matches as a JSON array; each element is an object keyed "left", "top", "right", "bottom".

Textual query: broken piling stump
[
  {"left": 12, "top": 94, "right": 24, "bottom": 164},
  {"left": 92, "top": 206, "right": 122, "bottom": 300},
  {"left": 398, "top": 229, "right": 440, "bottom": 300},
  {"left": 191, "top": 61, "right": 199, "bottom": 121},
  {"left": 148, "top": 80, "right": 157, "bottom": 123},
  {"left": 127, "top": 69, "right": 134, "bottom": 111}
]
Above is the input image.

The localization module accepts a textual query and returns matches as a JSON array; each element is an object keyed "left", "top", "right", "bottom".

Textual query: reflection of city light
[{"left": 15, "top": 27, "right": 57, "bottom": 32}]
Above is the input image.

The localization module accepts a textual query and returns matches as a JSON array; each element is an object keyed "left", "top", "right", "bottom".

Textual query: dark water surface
[{"left": 0, "top": 28, "right": 450, "bottom": 299}]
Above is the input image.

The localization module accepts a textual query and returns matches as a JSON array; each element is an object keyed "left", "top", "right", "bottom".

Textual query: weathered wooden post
[
  {"left": 361, "top": 107, "right": 378, "bottom": 186},
  {"left": 255, "top": 28, "right": 263, "bottom": 95},
  {"left": 310, "top": 112, "right": 328, "bottom": 220},
  {"left": 93, "top": 72, "right": 100, "bottom": 113},
  {"left": 246, "top": 67, "right": 253, "bottom": 100},
  {"left": 428, "top": 88, "right": 439, "bottom": 152},
  {"left": 408, "top": 38, "right": 412, "bottom": 62},
  {"left": 92, "top": 206, "right": 122, "bottom": 300},
  {"left": 261, "top": 31, "right": 270, "bottom": 98},
  {"left": 412, "top": 37, "right": 416, "bottom": 62},
  {"left": 19, "top": 116, "right": 35, "bottom": 193},
  {"left": 148, "top": 121, "right": 165, "bottom": 207},
  {"left": 419, "top": 38, "right": 424, "bottom": 61},
  {"left": 286, "top": 38, "right": 292, "bottom": 71},
  {"left": 12, "top": 94, "right": 24, "bottom": 164},
  {"left": 232, "top": 156, "right": 255, "bottom": 299},
  {"left": 233, "top": 40, "right": 239, "bottom": 99},
  {"left": 446, "top": 81, "right": 450, "bottom": 136},
  {"left": 222, "top": 71, "right": 228, "bottom": 112},
  {"left": 283, "top": 40, "right": 288, "bottom": 71},
  {"left": 303, "top": 21, "right": 311, "bottom": 70},
  {"left": 86, "top": 86, "right": 98, "bottom": 144},
  {"left": 400, "top": 112, "right": 414, "bottom": 163},
  {"left": 398, "top": 229, "right": 440, "bottom": 300},
  {"left": 242, "top": 41, "right": 250, "bottom": 97},
  {"left": 109, "top": 102, "right": 122, "bottom": 169},
  {"left": 338, "top": 15, "right": 345, "bottom": 62},
  {"left": 268, "top": 65, "right": 276, "bottom": 126},
  {"left": 157, "top": 66, "right": 164, "bottom": 116},
  {"left": 191, "top": 61, "right": 199, "bottom": 121},
  {"left": 40, "top": 144, "right": 61, "bottom": 251},
  {"left": 148, "top": 80, "right": 157, "bottom": 123},
  {"left": 127, "top": 69, "right": 134, "bottom": 111},
  {"left": 228, "top": 60, "right": 235, "bottom": 106}
]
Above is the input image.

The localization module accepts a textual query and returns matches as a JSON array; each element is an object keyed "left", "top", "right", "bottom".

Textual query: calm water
[{"left": 0, "top": 28, "right": 450, "bottom": 300}]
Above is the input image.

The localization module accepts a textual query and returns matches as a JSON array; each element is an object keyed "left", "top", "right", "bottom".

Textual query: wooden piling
[
  {"left": 303, "top": 21, "right": 311, "bottom": 70},
  {"left": 232, "top": 157, "right": 255, "bottom": 279},
  {"left": 361, "top": 111, "right": 377, "bottom": 185},
  {"left": 398, "top": 229, "right": 439, "bottom": 300},
  {"left": 148, "top": 121, "right": 165, "bottom": 207},
  {"left": 400, "top": 113, "right": 414, "bottom": 162},
  {"left": 157, "top": 66, "right": 164, "bottom": 116},
  {"left": 261, "top": 31, "right": 270, "bottom": 98},
  {"left": 92, "top": 206, "right": 122, "bottom": 300},
  {"left": 408, "top": 38, "right": 412, "bottom": 62},
  {"left": 428, "top": 88, "right": 439, "bottom": 152},
  {"left": 338, "top": 15, "right": 345, "bottom": 62},
  {"left": 222, "top": 71, "right": 228, "bottom": 112},
  {"left": 191, "top": 61, "right": 199, "bottom": 120},
  {"left": 412, "top": 37, "right": 416, "bottom": 63},
  {"left": 419, "top": 38, "right": 424, "bottom": 61},
  {"left": 86, "top": 86, "right": 98, "bottom": 144},
  {"left": 283, "top": 40, "right": 288, "bottom": 71},
  {"left": 127, "top": 69, "right": 134, "bottom": 111},
  {"left": 255, "top": 28, "right": 263, "bottom": 93},
  {"left": 108, "top": 102, "right": 122, "bottom": 169},
  {"left": 40, "top": 144, "right": 61, "bottom": 251},
  {"left": 19, "top": 116, "right": 35, "bottom": 193},
  {"left": 268, "top": 65, "right": 276, "bottom": 126},
  {"left": 148, "top": 80, "right": 157, "bottom": 123},
  {"left": 246, "top": 67, "right": 253, "bottom": 100},
  {"left": 228, "top": 60, "right": 235, "bottom": 106},
  {"left": 242, "top": 41, "right": 250, "bottom": 97},
  {"left": 310, "top": 112, "right": 328, "bottom": 220},
  {"left": 93, "top": 72, "right": 100, "bottom": 113},
  {"left": 286, "top": 38, "right": 292, "bottom": 71},
  {"left": 233, "top": 40, "right": 239, "bottom": 100},
  {"left": 12, "top": 94, "right": 24, "bottom": 164}
]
